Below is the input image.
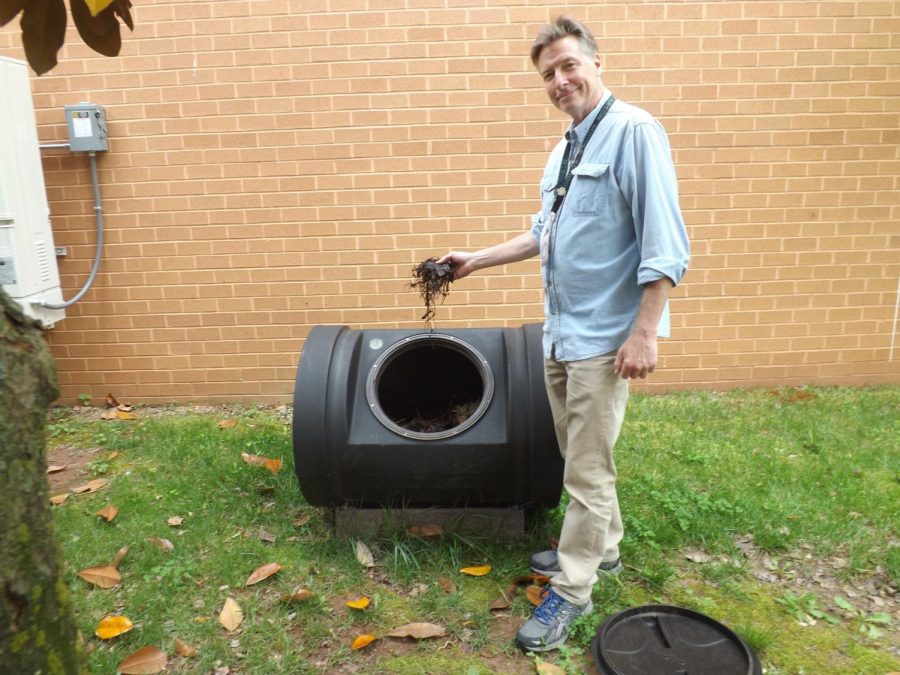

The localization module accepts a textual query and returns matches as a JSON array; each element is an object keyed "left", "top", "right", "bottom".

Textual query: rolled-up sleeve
[{"left": 619, "top": 121, "right": 690, "bottom": 287}]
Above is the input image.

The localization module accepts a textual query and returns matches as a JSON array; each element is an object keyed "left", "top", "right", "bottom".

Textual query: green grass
[{"left": 45, "top": 387, "right": 899, "bottom": 674}]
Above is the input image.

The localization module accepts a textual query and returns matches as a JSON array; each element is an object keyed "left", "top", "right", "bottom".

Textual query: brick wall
[{"left": 1, "top": 0, "right": 898, "bottom": 404}]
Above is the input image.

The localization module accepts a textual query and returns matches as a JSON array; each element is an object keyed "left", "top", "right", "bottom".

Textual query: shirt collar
[{"left": 565, "top": 88, "right": 613, "bottom": 146}]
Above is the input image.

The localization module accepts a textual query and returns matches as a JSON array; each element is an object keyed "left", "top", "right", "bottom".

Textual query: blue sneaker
[
  {"left": 530, "top": 549, "right": 623, "bottom": 578},
  {"left": 515, "top": 588, "right": 593, "bottom": 652}
]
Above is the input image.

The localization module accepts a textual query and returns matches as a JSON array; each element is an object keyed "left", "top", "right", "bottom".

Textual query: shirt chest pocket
[{"left": 571, "top": 163, "right": 611, "bottom": 214}]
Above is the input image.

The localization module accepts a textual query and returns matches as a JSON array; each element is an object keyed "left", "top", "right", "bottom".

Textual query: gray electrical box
[{"left": 64, "top": 103, "right": 108, "bottom": 152}]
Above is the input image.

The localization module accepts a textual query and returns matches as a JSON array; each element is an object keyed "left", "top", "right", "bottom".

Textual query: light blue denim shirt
[{"left": 530, "top": 91, "right": 690, "bottom": 361}]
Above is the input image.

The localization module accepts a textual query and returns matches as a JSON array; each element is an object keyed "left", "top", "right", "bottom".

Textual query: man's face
[{"left": 536, "top": 36, "right": 603, "bottom": 125}]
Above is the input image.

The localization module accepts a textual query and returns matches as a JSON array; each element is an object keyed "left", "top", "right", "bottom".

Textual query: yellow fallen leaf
[
  {"left": 50, "top": 493, "right": 70, "bottom": 505},
  {"left": 218, "top": 419, "right": 238, "bottom": 429},
  {"left": 107, "top": 451, "right": 121, "bottom": 460},
  {"left": 117, "top": 645, "right": 167, "bottom": 674},
  {"left": 263, "top": 458, "right": 282, "bottom": 474},
  {"left": 280, "top": 587, "right": 312, "bottom": 603},
  {"left": 351, "top": 634, "right": 377, "bottom": 650},
  {"left": 384, "top": 622, "right": 446, "bottom": 639},
  {"left": 95, "top": 615, "right": 134, "bottom": 639},
  {"left": 218, "top": 597, "right": 243, "bottom": 632},
  {"left": 245, "top": 562, "right": 282, "bottom": 586},
  {"left": 78, "top": 565, "right": 121, "bottom": 589},
  {"left": 345, "top": 596, "right": 370, "bottom": 610},
  {"left": 116, "top": 410, "right": 137, "bottom": 420},
  {"left": 96, "top": 505, "right": 118, "bottom": 522},
  {"left": 535, "top": 659, "right": 566, "bottom": 675},
  {"left": 167, "top": 516, "right": 184, "bottom": 527},
  {"left": 111, "top": 544, "right": 131, "bottom": 569},
  {"left": 459, "top": 564, "right": 492, "bottom": 577},
  {"left": 173, "top": 638, "right": 198, "bottom": 657}
]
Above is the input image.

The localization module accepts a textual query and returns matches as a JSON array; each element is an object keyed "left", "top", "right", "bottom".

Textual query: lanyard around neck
[{"left": 552, "top": 95, "right": 616, "bottom": 214}]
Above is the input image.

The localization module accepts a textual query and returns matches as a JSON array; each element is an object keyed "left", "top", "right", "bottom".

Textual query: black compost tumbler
[{"left": 292, "top": 323, "right": 562, "bottom": 509}]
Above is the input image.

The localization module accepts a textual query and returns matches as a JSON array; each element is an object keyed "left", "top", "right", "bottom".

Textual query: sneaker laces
[{"left": 533, "top": 589, "right": 566, "bottom": 624}]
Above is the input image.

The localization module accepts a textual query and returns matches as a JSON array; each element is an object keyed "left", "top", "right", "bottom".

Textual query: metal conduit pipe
[{"left": 31, "top": 150, "right": 103, "bottom": 310}]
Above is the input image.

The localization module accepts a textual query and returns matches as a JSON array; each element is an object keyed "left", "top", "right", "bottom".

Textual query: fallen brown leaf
[
  {"left": 245, "top": 562, "right": 282, "bottom": 586},
  {"left": 173, "top": 638, "right": 198, "bottom": 657},
  {"left": 263, "top": 458, "right": 282, "bottom": 474},
  {"left": 292, "top": 514, "right": 310, "bottom": 528},
  {"left": 147, "top": 536, "right": 174, "bottom": 552},
  {"left": 280, "top": 587, "right": 312, "bottom": 603},
  {"left": 167, "top": 516, "right": 184, "bottom": 527},
  {"left": 72, "top": 478, "right": 108, "bottom": 494},
  {"left": 78, "top": 565, "right": 122, "bottom": 589},
  {"left": 408, "top": 523, "right": 444, "bottom": 539},
  {"left": 46, "top": 464, "right": 67, "bottom": 474},
  {"left": 219, "top": 597, "right": 243, "bottom": 632},
  {"left": 489, "top": 584, "right": 518, "bottom": 611},
  {"left": 95, "top": 615, "right": 134, "bottom": 640},
  {"left": 218, "top": 419, "right": 238, "bottom": 429},
  {"left": 111, "top": 544, "right": 131, "bottom": 569},
  {"left": 384, "top": 622, "right": 446, "bottom": 639},
  {"left": 511, "top": 573, "right": 551, "bottom": 586},
  {"left": 106, "top": 393, "right": 120, "bottom": 407},
  {"left": 525, "top": 585, "right": 548, "bottom": 607},
  {"left": 438, "top": 575, "right": 456, "bottom": 594},
  {"left": 50, "top": 493, "right": 70, "bottom": 506},
  {"left": 96, "top": 505, "right": 118, "bottom": 522},
  {"left": 684, "top": 547, "right": 712, "bottom": 564},
  {"left": 258, "top": 528, "right": 276, "bottom": 544},
  {"left": 100, "top": 408, "right": 118, "bottom": 421},
  {"left": 535, "top": 659, "right": 566, "bottom": 675},
  {"left": 117, "top": 645, "right": 167, "bottom": 674}
]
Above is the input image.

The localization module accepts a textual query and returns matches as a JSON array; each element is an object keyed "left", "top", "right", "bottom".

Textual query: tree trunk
[{"left": 0, "top": 290, "right": 86, "bottom": 673}]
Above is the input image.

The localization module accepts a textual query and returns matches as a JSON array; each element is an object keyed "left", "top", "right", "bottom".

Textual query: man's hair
[{"left": 530, "top": 15, "right": 599, "bottom": 66}]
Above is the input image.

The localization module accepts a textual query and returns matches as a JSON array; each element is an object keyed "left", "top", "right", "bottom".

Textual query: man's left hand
[{"left": 614, "top": 333, "right": 658, "bottom": 379}]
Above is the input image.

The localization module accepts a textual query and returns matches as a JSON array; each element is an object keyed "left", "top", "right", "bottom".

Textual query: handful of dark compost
[{"left": 410, "top": 257, "right": 454, "bottom": 323}]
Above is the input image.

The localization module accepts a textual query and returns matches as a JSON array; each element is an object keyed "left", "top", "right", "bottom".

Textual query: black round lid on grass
[{"left": 591, "top": 605, "right": 762, "bottom": 675}]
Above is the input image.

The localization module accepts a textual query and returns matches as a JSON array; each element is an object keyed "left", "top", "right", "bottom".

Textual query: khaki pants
[{"left": 544, "top": 353, "right": 629, "bottom": 604}]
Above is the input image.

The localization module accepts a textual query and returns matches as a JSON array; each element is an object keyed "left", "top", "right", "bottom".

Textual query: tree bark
[{"left": 0, "top": 290, "right": 86, "bottom": 673}]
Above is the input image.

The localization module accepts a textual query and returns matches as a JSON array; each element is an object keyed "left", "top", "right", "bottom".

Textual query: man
[{"left": 438, "top": 16, "right": 690, "bottom": 651}]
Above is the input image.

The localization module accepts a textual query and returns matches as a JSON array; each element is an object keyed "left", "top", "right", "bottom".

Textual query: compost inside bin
[{"left": 367, "top": 334, "right": 493, "bottom": 440}]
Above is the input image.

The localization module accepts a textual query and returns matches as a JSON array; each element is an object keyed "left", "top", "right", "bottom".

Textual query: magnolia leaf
[
  {"left": 258, "top": 528, "right": 276, "bottom": 544},
  {"left": 408, "top": 523, "right": 444, "bottom": 539},
  {"left": 245, "top": 562, "right": 282, "bottom": 586},
  {"left": 218, "top": 419, "right": 238, "bottom": 429},
  {"left": 526, "top": 585, "right": 548, "bottom": 607},
  {"left": 173, "top": 638, "right": 198, "bottom": 657},
  {"left": 0, "top": 0, "right": 27, "bottom": 27},
  {"left": 19, "top": 0, "right": 67, "bottom": 75},
  {"left": 459, "top": 564, "right": 492, "bottom": 577},
  {"left": 218, "top": 597, "right": 243, "bottom": 632},
  {"left": 117, "top": 645, "right": 167, "bottom": 674},
  {"left": 280, "top": 587, "right": 312, "bottom": 603},
  {"left": 116, "top": 409, "right": 137, "bottom": 420},
  {"left": 70, "top": 0, "right": 121, "bottom": 57},
  {"left": 489, "top": 584, "right": 518, "bottom": 611},
  {"left": 147, "top": 536, "right": 174, "bottom": 552},
  {"left": 345, "top": 596, "right": 370, "bottom": 610},
  {"left": 351, "top": 634, "right": 377, "bottom": 650},
  {"left": 72, "top": 478, "right": 108, "bottom": 494},
  {"left": 355, "top": 540, "right": 375, "bottom": 568},
  {"left": 50, "top": 493, "right": 70, "bottom": 505},
  {"left": 535, "top": 659, "right": 566, "bottom": 675},
  {"left": 96, "top": 505, "right": 118, "bottom": 522},
  {"left": 384, "top": 622, "right": 446, "bottom": 639},
  {"left": 95, "top": 614, "right": 133, "bottom": 639},
  {"left": 167, "top": 516, "right": 184, "bottom": 527},
  {"left": 438, "top": 575, "right": 456, "bottom": 593},
  {"left": 46, "top": 464, "right": 67, "bottom": 474},
  {"left": 78, "top": 565, "right": 121, "bottom": 589},
  {"left": 111, "top": 544, "right": 130, "bottom": 568},
  {"left": 100, "top": 408, "right": 118, "bottom": 420}
]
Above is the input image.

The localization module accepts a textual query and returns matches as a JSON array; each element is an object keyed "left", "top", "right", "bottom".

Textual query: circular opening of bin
[{"left": 365, "top": 333, "right": 494, "bottom": 441}]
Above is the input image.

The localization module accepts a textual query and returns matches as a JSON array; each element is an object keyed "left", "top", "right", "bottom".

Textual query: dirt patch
[{"left": 45, "top": 444, "right": 103, "bottom": 493}]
